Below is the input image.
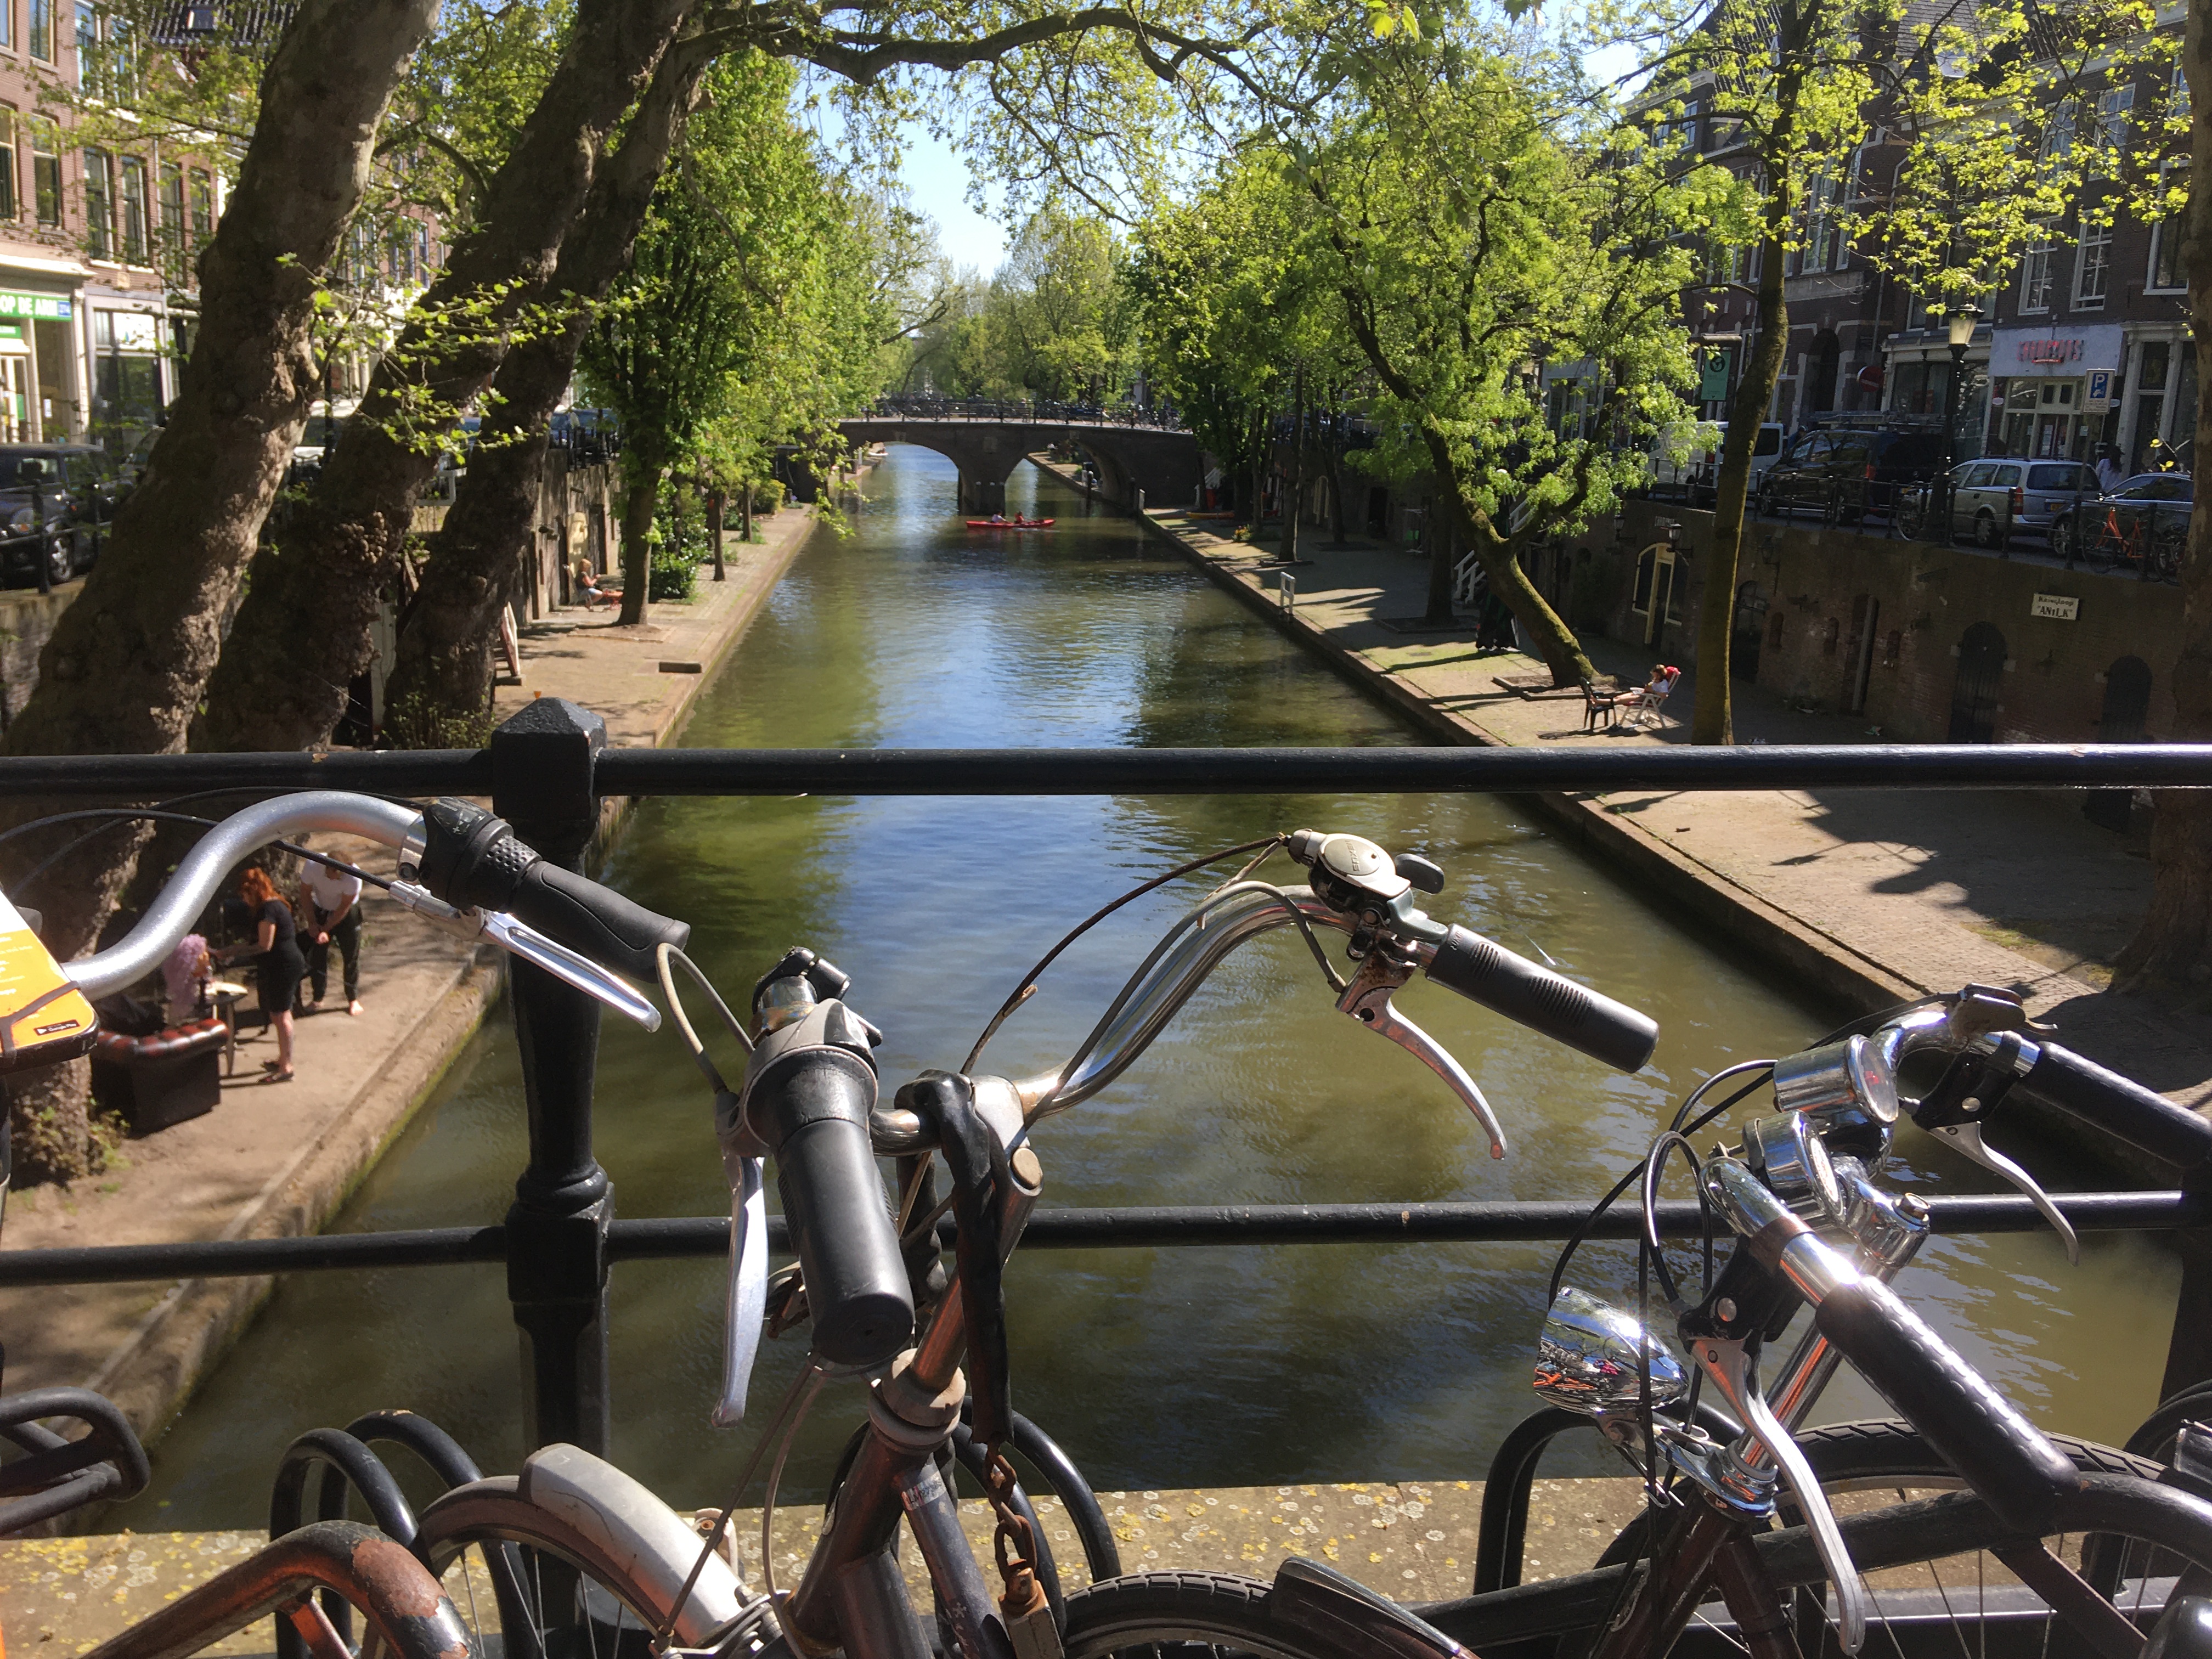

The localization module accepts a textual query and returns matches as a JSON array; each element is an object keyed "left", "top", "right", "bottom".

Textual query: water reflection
[{"left": 116, "top": 447, "right": 2177, "bottom": 1529}]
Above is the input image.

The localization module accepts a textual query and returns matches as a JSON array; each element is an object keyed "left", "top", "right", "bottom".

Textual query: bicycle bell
[
  {"left": 1287, "top": 830, "right": 1444, "bottom": 912},
  {"left": 1770, "top": 1032, "right": 1899, "bottom": 1159}
]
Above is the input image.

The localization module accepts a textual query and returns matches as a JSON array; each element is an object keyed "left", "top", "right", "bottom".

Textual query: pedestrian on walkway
[
  {"left": 2096, "top": 446, "right": 2127, "bottom": 494},
  {"left": 225, "top": 866, "right": 303, "bottom": 1081},
  {"left": 297, "top": 836, "right": 365, "bottom": 1017}
]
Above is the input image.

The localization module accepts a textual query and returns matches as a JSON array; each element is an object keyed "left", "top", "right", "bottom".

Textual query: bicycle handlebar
[
  {"left": 1427, "top": 924, "right": 1658, "bottom": 1071},
  {"left": 414, "top": 799, "right": 690, "bottom": 980},
  {"left": 1711, "top": 1159, "right": 2080, "bottom": 1538},
  {"left": 2018, "top": 1039, "right": 2212, "bottom": 1170},
  {"left": 54, "top": 791, "right": 661, "bottom": 1028},
  {"left": 66, "top": 793, "right": 420, "bottom": 998},
  {"left": 739, "top": 988, "right": 913, "bottom": 1370}
]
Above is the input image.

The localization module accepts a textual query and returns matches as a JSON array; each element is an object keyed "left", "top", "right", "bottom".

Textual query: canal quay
[{"left": 69, "top": 443, "right": 2179, "bottom": 1571}]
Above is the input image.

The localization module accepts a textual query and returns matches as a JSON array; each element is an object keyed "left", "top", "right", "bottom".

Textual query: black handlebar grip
[
  {"left": 2023, "top": 1042, "right": 2212, "bottom": 1172},
  {"left": 750, "top": 1046, "right": 914, "bottom": 1369},
  {"left": 1426, "top": 925, "right": 1659, "bottom": 1073},
  {"left": 503, "top": 861, "right": 690, "bottom": 983},
  {"left": 1814, "top": 1276, "right": 2079, "bottom": 1533},
  {"left": 415, "top": 797, "right": 689, "bottom": 980}
]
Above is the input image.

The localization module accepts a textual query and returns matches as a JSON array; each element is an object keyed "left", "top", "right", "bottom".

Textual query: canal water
[{"left": 119, "top": 446, "right": 2178, "bottom": 1529}]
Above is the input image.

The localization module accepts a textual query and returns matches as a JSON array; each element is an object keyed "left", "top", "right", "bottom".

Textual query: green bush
[
  {"left": 749, "top": 478, "right": 785, "bottom": 515},
  {"left": 649, "top": 537, "right": 699, "bottom": 601}
]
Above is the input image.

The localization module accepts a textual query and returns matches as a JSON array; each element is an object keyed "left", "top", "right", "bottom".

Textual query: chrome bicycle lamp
[{"left": 1533, "top": 1286, "right": 1688, "bottom": 1417}]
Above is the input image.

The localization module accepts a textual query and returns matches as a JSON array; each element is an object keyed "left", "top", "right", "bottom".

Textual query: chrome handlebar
[
  {"left": 53, "top": 791, "right": 659, "bottom": 1029},
  {"left": 969, "top": 882, "right": 1509, "bottom": 1157}
]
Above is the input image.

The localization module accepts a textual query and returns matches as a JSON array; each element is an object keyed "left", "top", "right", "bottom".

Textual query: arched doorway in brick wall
[{"left": 1948, "top": 623, "right": 2007, "bottom": 742}]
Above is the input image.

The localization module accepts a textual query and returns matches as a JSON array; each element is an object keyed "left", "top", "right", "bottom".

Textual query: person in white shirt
[
  {"left": 296, "top": 838, "right": 366, "bottom": 1015},
  {"left": 2096, "top": 447, "right": 2128, "bottom": 495}
]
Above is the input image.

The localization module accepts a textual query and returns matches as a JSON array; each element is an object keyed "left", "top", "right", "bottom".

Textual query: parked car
[
  {"left": 1755, "top": 427, "right": 1950, "bottom": 520},
  {"left": 1647, "top": 420, "right": 1785, "bottom": 503},
  {"left": 2050, "top": 471, "right": 2194, "bottom": 565},
  {"left": 0, "top": 445, "right": 121, "bottom": 588},
  {"left": 1939, "top": 457, "right": 2098, "bottom": 548}
]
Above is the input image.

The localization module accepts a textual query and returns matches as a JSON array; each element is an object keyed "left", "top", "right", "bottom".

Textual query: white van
[{"left": 1648, "top": 420, "right": 1785, "bottom": 504}]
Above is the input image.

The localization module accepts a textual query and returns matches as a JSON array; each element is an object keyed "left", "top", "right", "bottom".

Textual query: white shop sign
[
  {"left": 2032, "top": 592, "right": 2081, "bottom": 621},
  {"left": 1990, "top": 324, "right": 2125, "bottom": 376}
]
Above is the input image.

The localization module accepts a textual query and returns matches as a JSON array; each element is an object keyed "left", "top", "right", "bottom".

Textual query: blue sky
[{"left": 900, "top": 123, "right": 1009, "bottom": 275}]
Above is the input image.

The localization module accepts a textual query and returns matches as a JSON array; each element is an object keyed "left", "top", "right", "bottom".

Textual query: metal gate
[{"left": 1948, "top": 622, "right": 2007, "bottom": 742}]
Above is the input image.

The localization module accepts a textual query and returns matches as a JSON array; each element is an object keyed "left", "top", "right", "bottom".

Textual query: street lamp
[{"left": 1936, "top": 302, "right": 1983, "bottom": 473}]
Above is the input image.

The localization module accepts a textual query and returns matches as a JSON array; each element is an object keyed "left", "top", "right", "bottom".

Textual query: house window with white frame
[
  {"left": 2074, "top": 218, "right": 2112, "bottom": 308},
  {"left": 2020, "top": 230, "right": 2055, "bottom": 311},
  {"left": 2150, "top": 161, "right": 2188, "bottom": 291}
]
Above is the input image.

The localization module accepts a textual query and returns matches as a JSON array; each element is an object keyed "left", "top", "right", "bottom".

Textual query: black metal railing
[
  {"left": 855, "top": 395, "right": 1189, "bottom": 432},
  {"left": 8, "top": 704, "right": 2212, "bottom": 1457}
]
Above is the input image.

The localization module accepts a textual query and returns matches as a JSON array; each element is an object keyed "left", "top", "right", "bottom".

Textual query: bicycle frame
[{"left": 777, "top": 1149, "right": 1045, "bottom": 1659}]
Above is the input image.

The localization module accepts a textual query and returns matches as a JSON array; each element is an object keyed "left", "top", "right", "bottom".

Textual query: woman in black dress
[{"left": 234, "top": 866, "right": 304, "bottom": 1081}]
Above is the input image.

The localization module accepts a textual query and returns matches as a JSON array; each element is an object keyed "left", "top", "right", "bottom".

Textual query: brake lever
[
  {"left": 1337, "top": 955, "right": 1507, "bottom": 1159},
  {"left": 1925, "top": 1122, "right": 2080, "bottom": 1266},
  {"left": 712, "top": 1090, "right": 770, "bottom": 1428},
  {"left": 387, "top": 880, "right": 662, "bottom": 1030},
  {"left": 1685, "top": 1333, "right": 1872, "bottom": 1655}
]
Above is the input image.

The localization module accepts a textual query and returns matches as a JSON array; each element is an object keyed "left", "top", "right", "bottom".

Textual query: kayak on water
[{"left": 965, "top": 517, "right": 1056, "bottom": 528}]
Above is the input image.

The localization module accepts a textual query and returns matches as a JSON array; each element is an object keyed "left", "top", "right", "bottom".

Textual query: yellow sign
[{"left": 0, "top": 888, "right": 96, "bottom": 1074}]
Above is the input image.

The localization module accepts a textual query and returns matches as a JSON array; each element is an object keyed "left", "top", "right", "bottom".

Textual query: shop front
[
  {"left": 1988, "top": 324, "right": 2124, "bottom": 462},
  {"left": 0, "top": 263, "right": 82, "bottom": 442}
]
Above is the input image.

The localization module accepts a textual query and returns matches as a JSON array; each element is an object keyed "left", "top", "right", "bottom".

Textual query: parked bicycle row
[{"left": 7, "top": 789, "right": 2212, "bottom": 1658}]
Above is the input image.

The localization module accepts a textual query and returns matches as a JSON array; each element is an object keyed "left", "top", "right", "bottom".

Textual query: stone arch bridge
[{"left": 836, "top": 405, "right": 1203, "bottom": 514}]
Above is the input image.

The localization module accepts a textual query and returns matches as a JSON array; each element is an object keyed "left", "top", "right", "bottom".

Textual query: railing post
[{"left": 492, "top": 697, "right": 613, "bottom": 1455}]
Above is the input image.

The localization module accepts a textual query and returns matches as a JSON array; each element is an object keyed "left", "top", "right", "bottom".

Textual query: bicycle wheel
[
  {"left": 408, "top": 1448, "right": 759, "bottom": 1659},
  {"left": 1063, "top": 1569, "right": 1431, "bottom": 1659},
  {"left": 1429, "top": 1465, "right": 2212, "bottom": 1659}
]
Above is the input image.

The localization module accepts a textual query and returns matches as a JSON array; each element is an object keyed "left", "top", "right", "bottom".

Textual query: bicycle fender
[{"left": 1269, "top": 1557, "right": 1479, "bottom": 1658}]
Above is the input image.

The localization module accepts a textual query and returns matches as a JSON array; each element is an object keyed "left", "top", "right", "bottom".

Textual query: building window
[
  {"left": 2150, "top": 161, "right": 2188, "bottom": 292},
  {"left": 0, "top": 0, "right": 16, "bottom": 52},
  {"left": 31, "top": 125, "right": 57, "bottom": 225},
  {"left": 72, "top": 0, "right": 91, "bottom": 87},
  {"left": 188, "top": 167, "right": 211, "bottom": 244},
  {"left": 2095, "top": 82, "right": 2135, "bottom": 172},
  {"left": 2019, "top": 231, "right": 2055, "bottom": 311},
  {"left": 119, "top": 154, "right": 143, "bottom": 262},
  {"left": 0, "top": 115, "right": 16, "bottom": 223},
  {"left": 82, "top": 146, "right": 109, "bottom": 258},
  {"left": 2074, "top": 218, "right": 2112, "bottom": 308},
  {"left": 1803, "top": 172, "right": 1839, "bottom": 273},
  {"left": 27, "top": 0, "right": 49, "bottom": 60},
  {"left": 158, "top": 158, "right": 180, "bottom": 241}
]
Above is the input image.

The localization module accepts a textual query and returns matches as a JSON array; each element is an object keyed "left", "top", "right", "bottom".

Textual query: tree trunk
[
  {"left": 741, "top": 483, "right": 753, "bottom": 541},
  {"left": 1325, "top": 433, "right": 1350, "bottom": 548},
  {"left": 708, "top": 489, "right": 725, "bottom": 578},
  {"left": 1425, "top": 510, "right": 1456, "bottom": 624},
  {"left": 1692, "top": 222, "right": 1791, "bottom": 744},
  {"left": 616, "top": 441, "right": 664, "bottom": 627},
  {"left": 193, "top": 0, "right": 697, "bottom": 755},
  {"left": 1415, "top": 422, "right": 1590, "bottom": 682},
  {"left": 1249, "top": 410, "right": 1267, "bottom": 530},
  {"left": 0, "top": 0, "right": 437, "bottom": 1184},
  {"left": 1282, "top": 372, "right": 1305, "bottom": 563},
  {"left": 2115, "top": 0, "right": 2212, "bottom": 991},
  {"left": 374, "top": 44, "right": 701, "bottom": 727}
]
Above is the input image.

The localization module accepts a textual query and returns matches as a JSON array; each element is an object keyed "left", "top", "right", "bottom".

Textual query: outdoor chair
[
  {"left": 1580, "top": 676, "right": 1623, "bottom": 732},
  {"left": 1623, "top": 669, "right": 1681, "bottom": 729}
]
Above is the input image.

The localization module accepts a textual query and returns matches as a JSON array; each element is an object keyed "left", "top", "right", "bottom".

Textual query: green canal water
[{"left": 117, "top": 446, "right": 2179, "bottom": 1528}]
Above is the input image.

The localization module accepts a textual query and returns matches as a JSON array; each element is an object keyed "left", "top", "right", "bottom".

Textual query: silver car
[{"left": 1945, "top": 458, "right": 2097, "bottom": 548}]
